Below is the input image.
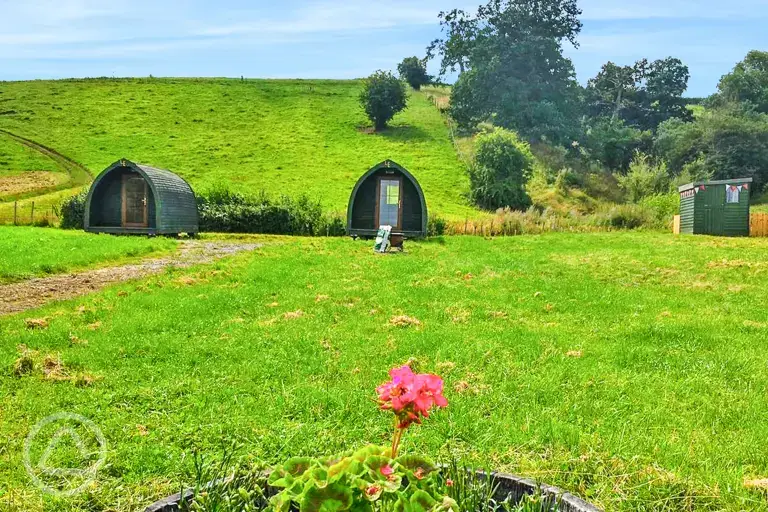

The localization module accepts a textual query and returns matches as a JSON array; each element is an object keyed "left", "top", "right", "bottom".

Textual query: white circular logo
[{"left": 23, "top": 412, "right": 107, "bottom": 497}]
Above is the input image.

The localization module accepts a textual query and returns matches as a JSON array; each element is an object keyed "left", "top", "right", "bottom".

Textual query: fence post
[
  {"left": 13, "top": 201, "right": 17, "bottom": 225},
  {"left": 30, "top": 201, "right": 35, "bottom": 224}
]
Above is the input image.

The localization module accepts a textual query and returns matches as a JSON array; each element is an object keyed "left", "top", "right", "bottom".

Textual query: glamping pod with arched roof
[
  {"left": 84, "top": 159, "right": 198, "bottom": 235},
  {"left": 347, "top": 160, "right": 427, "bottom": 238}
]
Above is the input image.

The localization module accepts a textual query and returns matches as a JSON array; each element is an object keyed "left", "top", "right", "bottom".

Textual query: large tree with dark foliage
[
  {"left": 428, "top": 0, "right": 583, "bottom": 144},
  {"left": 586, "top": 57, "right": 692, "bottom": 131},
  {"left": 713, "top": 50, "right": 768, "bottom": 114}
]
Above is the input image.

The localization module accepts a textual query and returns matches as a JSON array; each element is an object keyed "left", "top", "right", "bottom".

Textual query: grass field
[
  {"left": 0, "top": 78, "right": 474, "bottom": 218},
  {"left": 2, "top": 231, "right": 768, "bottom": 511},
  {"left": 0, "top": 135, "right": 59, "bottom": 175},
  {"left": 0, "top": 133, "right": 65, "bottom": 201},
  {"left": 0, "top": 227, "right": 176, "bottom": 283}
]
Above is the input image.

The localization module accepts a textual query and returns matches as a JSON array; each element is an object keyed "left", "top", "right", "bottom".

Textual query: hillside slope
[
  {"left": 0, "top": 78, "right": 474, "bottom": 217},
  {"left": 0, "top": 132, "right": 65, "bottom": 200}
]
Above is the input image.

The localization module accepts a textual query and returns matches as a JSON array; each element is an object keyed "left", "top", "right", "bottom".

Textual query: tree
[
  {"left": 615, "top": 152, "right": 670, "bottom": 203},
  {"left": 586, "top": 57, "right": 691, "bottom": 131},
  {"left": 655, "top": 106, "right": 768, "bottom": 191},
  {"left": 397, "top": 57, "right": 431, "bottom": 90},
  {"left": 427, "top": 9, "right": 477, "bottom": 74},
  {"left": 585, "top": 60, "right": 646, "bottom": 121},
  {"left": 644, "top": 57, "right": 692, "bottom": 128},
  {"left": 359, "top": 71, "right": 407, "bottom": 131},
  {"left": 430, "top": 0, "right": 583, "bottom": 143},
  {"left": 468, "top": 127, "right": 534, "bottom": 210},
  {"left": 583, "top": 118, "right": 652, "bottom": 172},
  {"left": 714, "top": 50, "right": 768, "bottom": 113}
]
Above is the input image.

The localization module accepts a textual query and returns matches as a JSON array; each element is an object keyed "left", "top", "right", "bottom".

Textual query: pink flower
[
  {"left": 446, "top": 479, "right": 454, "bottom": 487},
  {"left": 412, "top": 374, "right": 447, "bottom": 417},
  {"left": 376, "top": 366, "right": 418, "bottom": 412},
  {"left": 366, "top": 485, "right": 381, "bottom": 496},
  {"left": 376, "top": 366, "right": 448, "bottom": 438},
  {"left": 380, "top": 464, "right": 394, "bottom": 477}
]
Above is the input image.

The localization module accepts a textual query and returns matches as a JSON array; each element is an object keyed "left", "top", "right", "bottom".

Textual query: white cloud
[
  {"left": 195, "top": 1, "right": 470, "bottom": 37},
  {"left": 579, "top": 0, "right": 768, "bottom": 20}
]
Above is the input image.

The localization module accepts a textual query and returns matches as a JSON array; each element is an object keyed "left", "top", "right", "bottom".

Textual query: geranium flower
[
  {"left": 376, "top": 365, "right": 449, "bottom": 457},
  {"left": 412, "top": 374, "right": 448, "bottom": 417},
  {"left": 376, "top": 366, "right": 418, "bottom": 412}
]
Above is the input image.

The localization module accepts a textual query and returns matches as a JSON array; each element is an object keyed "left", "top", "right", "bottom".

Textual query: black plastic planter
[{"left": 144, "top": 471, "right": 602, "bottom": 512}]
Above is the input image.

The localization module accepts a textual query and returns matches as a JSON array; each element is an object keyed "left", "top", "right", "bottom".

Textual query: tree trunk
[{"left": 612, "top": 88, "right": 623, "bottom": 121}]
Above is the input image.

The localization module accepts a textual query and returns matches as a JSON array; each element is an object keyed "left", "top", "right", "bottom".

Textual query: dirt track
[{"left": 0, "top": 241, "right": 259, "bottom": 315}]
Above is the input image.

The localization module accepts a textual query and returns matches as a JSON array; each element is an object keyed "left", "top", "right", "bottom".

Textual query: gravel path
[{"left": 0, "top": 241, "right": 260, "bottom": 315}]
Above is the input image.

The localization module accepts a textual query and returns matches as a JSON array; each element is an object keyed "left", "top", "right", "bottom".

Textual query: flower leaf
[
  {"left": 395, "top": 455, "right": 437, "bottom": 477},
  {"left": 285, "top": 456, "right": 314, "bottom": 477},
  {"left": 300, "top": 482, "right": 354, "bottom": 512},
  {"left": 409, "top": 490, "right": 438, "bottom": 512}
]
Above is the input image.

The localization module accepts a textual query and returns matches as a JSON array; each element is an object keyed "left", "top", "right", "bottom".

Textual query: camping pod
[
  {"left": 678, "top": 178, "right": 752, "bottom": 236},
  {"left": 347, "top": 160, "right": 427, "bottom": 238},
  {"left": 84, "top": 159, "right": 198, "bottom": 235}
]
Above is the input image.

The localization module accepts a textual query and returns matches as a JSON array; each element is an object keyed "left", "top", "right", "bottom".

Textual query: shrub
[
  {"left": 427, "top": 215, "right": 446, "bottom": 236},
  {"left": 583, "top": 118, "right": 652, "bottom": 172},
  {"left": 197, "top": 188, "right": 345, "bottom": 236},
  {"left": 397, "top": 57, "right": 432, "bottom": 90},
  {"left": 359, "top": 71, "right": 408, "bottom": 131},
  {"left": 59, "top": 190, "right": 88, "bottom": 229},
  {"left": 640, "top": 193, "right": 680, "bottom": 225},
  {"left": 594, "top": 204, "right": 653, "bottom": 229},
  {"left": 554, "top": 168, "right": 582, "bottom": 194},
  {"left": 468, "top": 127, "right": 534, "bottom": 210},
  {"left": 615, "top": 152, "right": 670, "bottom": 203}
]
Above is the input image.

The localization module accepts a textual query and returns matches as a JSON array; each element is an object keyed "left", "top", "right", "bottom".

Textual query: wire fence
[{"left": 0, "top": 201, "right": 60, "bottom": 226}]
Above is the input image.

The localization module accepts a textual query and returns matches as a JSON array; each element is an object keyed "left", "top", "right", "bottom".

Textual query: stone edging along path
[{"left": 0, "top": 241, "right": 260, "bottom": 316}]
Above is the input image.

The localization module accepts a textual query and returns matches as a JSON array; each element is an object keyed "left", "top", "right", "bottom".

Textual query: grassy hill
[
  {"left": 0, "top": 78, "right": 475, "bottom": 218},
  {"left": 0, "top": 133, "right": 65, "bottom": 200}
]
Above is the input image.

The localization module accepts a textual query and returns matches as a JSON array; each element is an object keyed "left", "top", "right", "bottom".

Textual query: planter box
[{"left": 144, "top": 471, "right": 602, "bottom": 512}]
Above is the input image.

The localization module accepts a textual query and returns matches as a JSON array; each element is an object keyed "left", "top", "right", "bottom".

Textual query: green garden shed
[
  {"left": 84, "top": 159, "right": 198, "bottom": 235},
  {"left": 678, "top": 178, "right": 752, "bottom": 236},
  {"left": 347, "top": 160, "right": 427, "bottom": 238}
]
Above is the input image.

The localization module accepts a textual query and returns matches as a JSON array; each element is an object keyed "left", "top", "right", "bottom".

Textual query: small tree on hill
[
  {"left": 397, "top": 57, "right": 432, "bottom": 90},
  {"left": 360, "top": 71, "right": 408, "bottom": 131},
  {"left": 469, "top": 126, "right": 534, "bottom": 210}
]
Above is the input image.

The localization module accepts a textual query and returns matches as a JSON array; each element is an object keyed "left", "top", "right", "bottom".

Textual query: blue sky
[{"left": 0, "top": 0, "right": 765, "bottom": 97}]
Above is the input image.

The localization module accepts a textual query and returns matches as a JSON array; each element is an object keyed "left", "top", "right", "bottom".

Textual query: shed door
[
  {"left": 703, "top": 186, "right": 725, "bottom": 235},
  {"left": 376, "top": 177, "right": 402, "bottom": 230},
  {"left": 122, "top": 174, "right": 148, "bottom": 228}
]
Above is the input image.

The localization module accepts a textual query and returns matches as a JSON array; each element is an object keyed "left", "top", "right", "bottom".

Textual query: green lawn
[
  {"left": 0, "top": 227, "right": 177, "bottom": 283},
  {"left": 0, "top": 79, "right": 474, "bottom": 218},
  {"left": 2, "top": 231, "right": 768, "bottom": 511}
]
